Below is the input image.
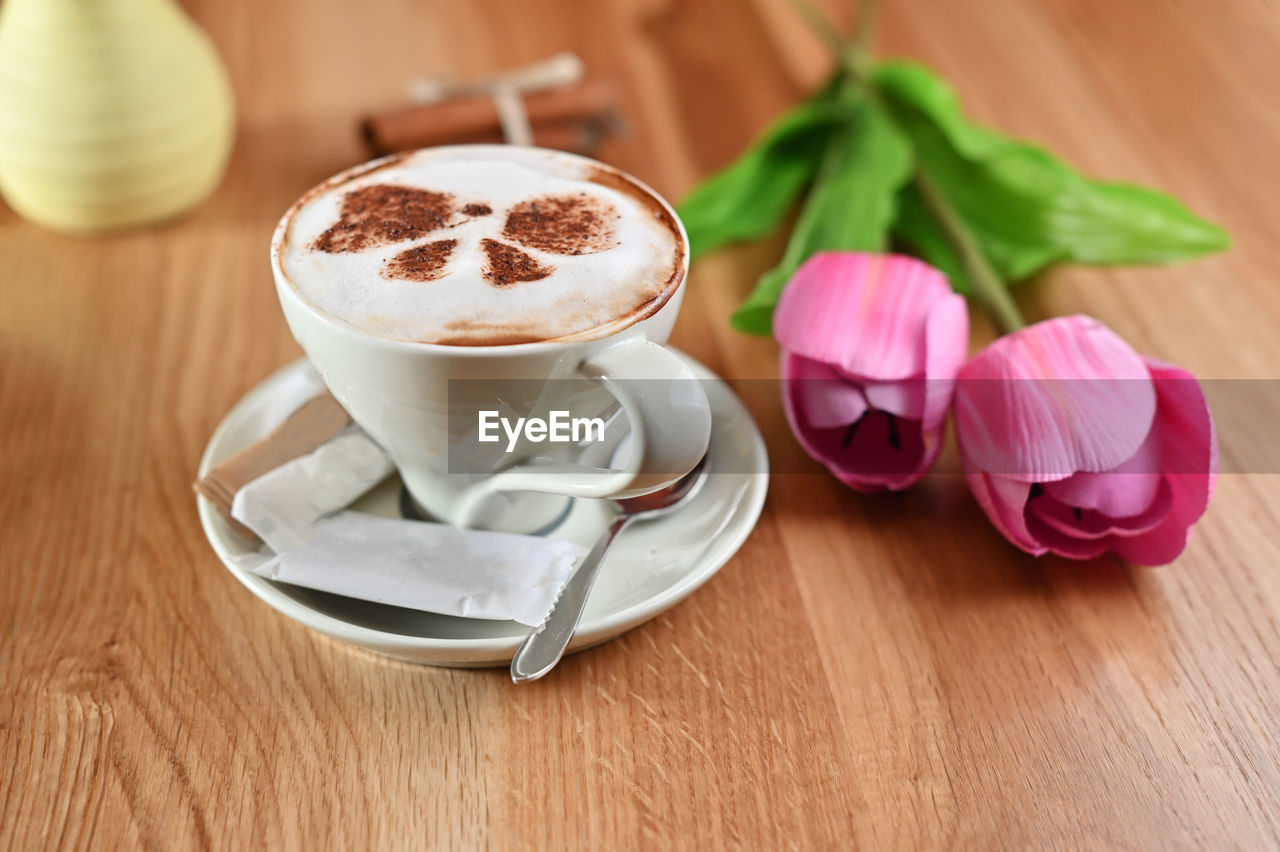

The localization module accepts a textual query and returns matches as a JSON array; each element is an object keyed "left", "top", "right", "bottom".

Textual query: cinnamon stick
[
  {"left": 380, "top": 117, "right": 615, "bottom": 155},
  {"left": 362, "top": 79, "right": 621, "bottom": 156}
]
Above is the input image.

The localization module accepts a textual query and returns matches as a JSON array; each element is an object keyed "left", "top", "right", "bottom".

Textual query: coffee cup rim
[{"left": 269, "top": 145, "right": 690, "bottom": 355}]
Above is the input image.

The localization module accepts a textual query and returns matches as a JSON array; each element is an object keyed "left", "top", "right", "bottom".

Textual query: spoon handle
[{"left": 511, "top": 514, "right": 631, "bottom": 683}]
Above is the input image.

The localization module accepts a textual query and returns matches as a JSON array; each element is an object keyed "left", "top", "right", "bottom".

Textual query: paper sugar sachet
[
  {"left": 242, "top": 512, "right": 582, "bottom": 626},
  {"left": 227, "top": 426, "right": 583, "bottom": 627}
]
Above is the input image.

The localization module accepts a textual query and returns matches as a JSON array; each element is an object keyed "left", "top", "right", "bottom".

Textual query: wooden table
[{"left": 4, "top": 0, "right": 1279, "bottom": 847}]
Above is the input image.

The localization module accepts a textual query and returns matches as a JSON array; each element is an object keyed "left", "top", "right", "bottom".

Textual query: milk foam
[{"left": 276, "top": 147, "right": 684, "bottom": 345}]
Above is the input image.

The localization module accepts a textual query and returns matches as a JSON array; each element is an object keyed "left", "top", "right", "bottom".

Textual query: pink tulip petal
[
  {"left": 913, "top": 425, "right": 946, "bottom": 485},
  {"left": 863, "top": 379, "right": 925, "bottom": 419},
  {"left": 1110, "top": 522, "right": 1189, "bottom": 566},
  {"left": 774, "top": 252, "right": 957, "bottom": 382},
  {"left": 1043, "top": 424, "right": 1163, "bottom": 516},
  {"left": 783, "top": 358, "right": 934, "bottom": 492},
  {"left": 1026, "top": 497, "right": 1111, "bottom": 540},
  {"left": 841, "top": 411, "right": 926, "bottom": 477},
  {"left": 967, "top": 472, "right": 1045, "bottom": 555},
  {"left": 1024, "top": 512, "right": 1113, "bottom": 560},
  {"left": 781, "top": 355, "right": 877, "bottom": 493},
  {"left": 1028, "top": 479, "right": 1172, "bottom": 541},
  {"left": 956, "top": 316, "right": 1157, "bottom": 480},
  {"left": 786, "top": 356, "right": 869, "bottom": 429},
  {"left": 804, "top": 382, "right": 870, "bottom": 429},
  {"left": 813, "top": 414, "right": 931, "bottom": 492},
  {"left": 774, "top": 252, "right": 967, "bottom": 494},
  {"left": 1111, "top": 361, "right": 1217, "bottom": 566},
  {"left": 922, "top": 292, "right": 970, "bottom": 434}
]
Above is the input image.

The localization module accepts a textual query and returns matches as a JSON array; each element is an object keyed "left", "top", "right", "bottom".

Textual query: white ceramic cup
[{"left": 270, "top": 147, "right": 712, "bottom": 534}]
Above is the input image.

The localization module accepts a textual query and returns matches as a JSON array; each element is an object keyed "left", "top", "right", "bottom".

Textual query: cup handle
[{"left": 454, "top": 339, "right": 711, "bottom": 525}]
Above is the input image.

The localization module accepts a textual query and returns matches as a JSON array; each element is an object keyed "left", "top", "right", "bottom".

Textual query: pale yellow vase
[{"left": 0, "top": 0, "right": 234, "bottom": 232}]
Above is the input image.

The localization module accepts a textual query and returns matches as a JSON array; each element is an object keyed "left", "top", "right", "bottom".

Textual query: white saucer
[{"left": 196, "top": 350, "right": 769, "bottom": 667}]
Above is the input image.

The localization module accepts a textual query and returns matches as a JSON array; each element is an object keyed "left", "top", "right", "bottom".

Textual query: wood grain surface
[{"left": 3, "top": 0, "right": 1279, "bottom": 847}]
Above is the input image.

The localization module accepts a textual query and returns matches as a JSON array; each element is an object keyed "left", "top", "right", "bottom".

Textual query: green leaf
[
  {"left": 875, "top": 60, "right": 1230, "bottom": 287},
  {"left": 730, "top": 98, "right": 914, "bottom": 335},
  {"left": 678, "top": 92, "right": 843, "bottom": 261}
]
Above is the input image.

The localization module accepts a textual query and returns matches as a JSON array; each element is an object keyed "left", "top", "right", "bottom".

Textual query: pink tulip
[
  {"left": 775, "top": 252, "right": 969, "bottom": 491},
  {"left": 954, "top": 315, "right": 1216, "bottom": 565}
]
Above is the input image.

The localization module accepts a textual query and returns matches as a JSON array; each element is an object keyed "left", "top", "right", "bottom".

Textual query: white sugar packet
[
  {"left": 230, "top": 427, "right": 583, "bottom": 626},
  {"left": 232, "top": 427, "right": 395, "bottom": 552}
]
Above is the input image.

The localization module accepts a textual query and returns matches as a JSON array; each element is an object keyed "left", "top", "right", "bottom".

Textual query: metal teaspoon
[{"left": 510, "top": 453, "right": 711, "bottom": 683}]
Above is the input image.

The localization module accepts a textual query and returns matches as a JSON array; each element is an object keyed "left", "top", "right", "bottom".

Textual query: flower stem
[
  {"left": 788, "top": 0, "right": 1025, "bottom": 334},
  {"left": 913, "top": 167, "right": 1026, "bottom": 332},
  {"left": 788, "top": 0, "right": 878, "bottom": 81},
  {"left": 851, "top": 0, "right": 882, "bottom": 56},
  {"left": 787, "top": 0, "right": 847, "bottom": 58}
]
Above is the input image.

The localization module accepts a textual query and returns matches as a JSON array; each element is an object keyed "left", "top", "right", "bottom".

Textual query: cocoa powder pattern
[
  {"left": 313, "top": 184, "right": 455, "bottom": 253},
  {"left": 481, "top": 239, "right": 552, "bottom": 286},
  {"left": 501, "top": 193, "right": 618, "bottom": 255},
  {"left": 386, "top": 239, "right": 459, "bottom": 282},
  {"left": 312, "top": 184, "right": 620, "bottom": 287}
]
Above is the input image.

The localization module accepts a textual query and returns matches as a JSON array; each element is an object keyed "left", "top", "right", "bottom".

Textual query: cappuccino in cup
[
  {"left": 271, "top": 146, "right": 710, "bottom": 533},
  {"left": 276, "top": 146, "right": 686, "bottom": 346}
]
